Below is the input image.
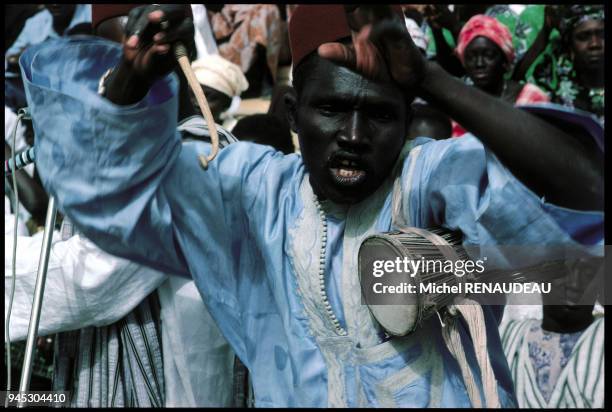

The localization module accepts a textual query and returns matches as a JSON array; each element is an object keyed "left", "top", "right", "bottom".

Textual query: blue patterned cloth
[
  {"left": 527, "top": 324, "right": 582, "bottom": 402},
  {"left": 20, "top": 37, "right": 603, "bottom": 407}
]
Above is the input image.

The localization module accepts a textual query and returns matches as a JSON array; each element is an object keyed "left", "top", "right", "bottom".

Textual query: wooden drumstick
[{"left": 174, "top": 42, "right": 219, "bottom": 169}]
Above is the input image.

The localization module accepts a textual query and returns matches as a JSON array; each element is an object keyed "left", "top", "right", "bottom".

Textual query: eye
[
  {"left": 371, "top": 110, "right": 394, "bottom": 122},
  {"left": 574, "top": 32, "right": 589, "bottom": 42},
  {"left": 484, "top": 50, "right": 498, "bottom": 60},
  {"left": 316, "top": 105, "right": 337, "bottom": 116}
]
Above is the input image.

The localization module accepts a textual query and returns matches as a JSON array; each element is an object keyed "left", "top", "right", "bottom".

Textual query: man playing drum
[{"left": 21, "top": 4, "right": 602, "bottom": 408}]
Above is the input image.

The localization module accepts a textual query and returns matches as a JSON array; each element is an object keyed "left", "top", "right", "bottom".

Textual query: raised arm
[
  {"left": 511, "top": 5, "right": 559, "bottom": 82},
  {"left": 101, "top": 5, "right": 195, "bottom": 105},
  {"left": 423, "top": 5, "right": 465, "bottom": 78},
  {"left": 318, "top": 5, "right": 602, "bottom": 211}
]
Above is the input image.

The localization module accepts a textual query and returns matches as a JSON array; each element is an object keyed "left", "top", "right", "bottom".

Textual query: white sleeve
[
  {"left": 4, "top": 199, "right": 29, "bottom": 236},
  {"left": 191, "top": 4, "right": 219, "bottom": 58},
  {"left": 4, "top": 232, "right": 167, "bottom": 341}
]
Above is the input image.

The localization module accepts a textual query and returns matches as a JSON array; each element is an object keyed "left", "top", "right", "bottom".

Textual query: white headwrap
[
  {"left": 192, "top": 55, "right": 249, "bottom": 98},
  {"left": 404, "top": 18, "right": 428, "bottom": 53}
]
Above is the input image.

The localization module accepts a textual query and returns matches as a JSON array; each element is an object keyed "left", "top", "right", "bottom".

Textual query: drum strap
[
  {"left": 390, "top": 144, "right": 500, "bottom": 407},
  {"left": 391, "top": 146, "right": 421, "bottom": 230},
  {"left": 442, "top": 299, "right": 501, "bottom": 408}
]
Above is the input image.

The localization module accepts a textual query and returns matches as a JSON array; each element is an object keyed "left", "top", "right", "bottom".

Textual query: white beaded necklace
[{"left": 314, "top": 197, "right": 347, "bottom": 336}]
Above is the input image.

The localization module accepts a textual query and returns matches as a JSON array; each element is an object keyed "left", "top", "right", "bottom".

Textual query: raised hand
[
  {"left": 544, "top": 5, "right": 561, "bottom": 31},
  {"left": 103, "top": 4, "right": 194, "bottom": 105},
  {"left": 122, "top": 4, "right": 194, "bottom": 84},
  {"left": 423, "top": 4, "right": 457, "bottom": 31},
  {"left": 317, "top": 5, "right": 426, "bottom": 94}
]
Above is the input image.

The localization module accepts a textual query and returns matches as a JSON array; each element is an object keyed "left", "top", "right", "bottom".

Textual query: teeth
[{"left": 339, "top": 169, "right": 359, "bottom": 177}]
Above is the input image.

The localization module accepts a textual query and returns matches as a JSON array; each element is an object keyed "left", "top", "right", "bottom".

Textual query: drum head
[
  {"left": 358, "top": 235, "right": 422, "bottom": 336},
  {"left": 367, "top": 304, "right": 420, "bottom": 336}
]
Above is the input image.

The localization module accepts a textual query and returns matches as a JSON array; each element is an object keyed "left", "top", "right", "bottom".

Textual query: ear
[{"left": 284, "top": 88, "right": 299, "bottom": 134}]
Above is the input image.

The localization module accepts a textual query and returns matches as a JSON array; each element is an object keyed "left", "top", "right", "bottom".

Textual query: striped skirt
[{"left": 52, "top": 293, "right": 164, "bottom": 407}]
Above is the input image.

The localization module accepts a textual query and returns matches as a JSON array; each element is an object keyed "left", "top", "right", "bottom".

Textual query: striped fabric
[
  {"left": 500, "top": 316, "right": 604, "bottom": 408},
  {"left": 50, "top": 219, "right": 164, "bottom": 407},
  {"left": 52, "top": 293, "right": 164, "bottom": 407}
]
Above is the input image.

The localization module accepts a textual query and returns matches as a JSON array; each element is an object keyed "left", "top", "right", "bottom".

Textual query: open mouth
[
  {"left": 328, "top": 152, "right": 367, "bottom": 187},
  {"left": 472, "top": 71, "right": 490, "bottom": 80},
  {"left": 586, "top": 54, "right": 603, "bottom": 63}
]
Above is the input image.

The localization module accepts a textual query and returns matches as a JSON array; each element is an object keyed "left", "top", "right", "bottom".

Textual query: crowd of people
[{"left": 4, "top": 4, "right": 604, "bottom": 408}]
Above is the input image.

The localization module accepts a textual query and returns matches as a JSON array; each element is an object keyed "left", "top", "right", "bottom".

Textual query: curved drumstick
[{"left": 174, "top": 42, "right": 219, "bottom": 169}]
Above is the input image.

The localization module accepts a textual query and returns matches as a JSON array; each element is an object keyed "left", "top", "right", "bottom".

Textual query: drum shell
[{"left": 358, "top": 230, "right": 466, "bottom": 336}]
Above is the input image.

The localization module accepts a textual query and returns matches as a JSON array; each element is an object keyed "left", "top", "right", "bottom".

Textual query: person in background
[
  {"left": 452, "top": 15, "right": 550, "bottom": 137},
  {"left": 511, "top": 5, "right": 562, "bottom": 83},
  {"left": 192, "top": 54, "right": 249, "bottom": 130},
  {"left": 404, "top": 17, "right": 429, "bottom": 56},
  {"left": 407, "top": 103, "right": 452, "bottom": 141},
  {"left": 231, "top": 83, "right": 296, "bottom": 154},
  {"left": 423, "top": 4, "right": 538, "bottom": 78},
  {"left": 513, "top": 5, "right": 604, "bottom": 124},
  {"left": 500, "top": 259, "right": 604, "bottom": 408},
  {"left": 5, "top": 4, "right": 92, "bottom": 112},
  {"left": 5, "top": 107, "right": 48, "bottom": 230},
  {"left": 6, "top": 4, "right": 92, "bottom": 59},
  {"left": 4, "top": 141, "right": 48, "bottom": 231},
  {"left": 422, "top": 4, "right": 490, "bottom": 77},
  {"left": 232, "top": 114, "right": 294, "bottom": 155},
  {"left": 554, "top": 6, "right": 604, "bottom": 123},
  {"left": 191, "top": 4, "right": 219, "bottom": 59},
  {"left": 4, "top": 5, "right": 44, "bottom": 52},
  {"left": 208, "top": 4, "right": 284, "bottom": 97}
]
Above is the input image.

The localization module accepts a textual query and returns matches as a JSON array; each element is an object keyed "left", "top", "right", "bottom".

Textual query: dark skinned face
[
  {"left": 570, "top": 19, "right": 604, "bottom": 73},
  {"left": 193, "top": 86, "right": 232, "bottom": 123},
  {"left": 463, "top": 36, "right": 507, "bottom": 93},
  {"left": 292, "top": 58, "right": 408, "bottom": 205}
]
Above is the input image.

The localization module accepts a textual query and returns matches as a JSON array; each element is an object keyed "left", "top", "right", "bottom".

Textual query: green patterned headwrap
[{"left": 560, "top": 5, "right": 605, "bottom": 42}]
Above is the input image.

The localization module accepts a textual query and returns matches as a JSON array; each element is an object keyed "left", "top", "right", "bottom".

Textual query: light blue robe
[
  {"left": 5, "top": 5, "right": 91, "bottom": 77},
  {"left": 20, "top": 38, "right": 603, "bottom": 408}
]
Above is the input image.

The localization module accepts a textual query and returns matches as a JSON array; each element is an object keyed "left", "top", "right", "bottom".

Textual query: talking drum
[{"left": 358, "top": 227, "right": 469, "bottom": 336}]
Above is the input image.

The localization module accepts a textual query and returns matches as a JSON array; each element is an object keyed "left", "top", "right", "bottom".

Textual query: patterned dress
[{"left": 500, "top": 317, "right": 604, "bottom": 408}]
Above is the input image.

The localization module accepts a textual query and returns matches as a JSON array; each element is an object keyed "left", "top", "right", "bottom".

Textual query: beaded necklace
[{"left": 313, "top": 197, "right": 347, "bottom": 336}]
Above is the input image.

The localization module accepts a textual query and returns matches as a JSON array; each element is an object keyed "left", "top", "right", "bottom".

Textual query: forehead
[
  {"left": 465, "top": 36, "right": 499, "bottom": 52},
  {"left": 573, "top": 18, "right": 604, "bottom": 35},
  {"left": 299, "top": 57, "right": 406, "bottom": 105}
]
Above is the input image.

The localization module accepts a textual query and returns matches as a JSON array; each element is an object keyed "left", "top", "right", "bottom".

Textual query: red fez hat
[
  {"left": 289, "top": 5, "right": 404, "bottom": 68},
  {"left": 92, "top": 4, "right": 193, "bottom": 30}
]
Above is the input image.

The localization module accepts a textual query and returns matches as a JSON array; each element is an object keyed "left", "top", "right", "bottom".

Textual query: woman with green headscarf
[{"left": 515, "top": 5, "right": 604, "bottom": 124}]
